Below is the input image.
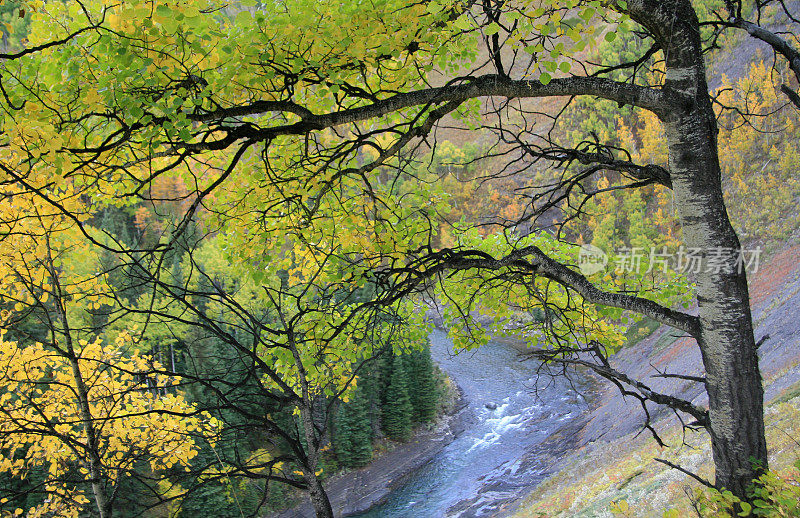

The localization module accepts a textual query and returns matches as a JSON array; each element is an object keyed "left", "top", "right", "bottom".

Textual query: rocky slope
[{"left": 504, "top": 243, "right": 800, "bottom": 517}]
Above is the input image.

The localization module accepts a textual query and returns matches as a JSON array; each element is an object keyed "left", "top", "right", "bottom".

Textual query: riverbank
[
  {"left": 270, "top": 384, "right": 473, "bottom": 518},
  {"left": 349, "top": 331, "right": 593, "bottom": 518}
]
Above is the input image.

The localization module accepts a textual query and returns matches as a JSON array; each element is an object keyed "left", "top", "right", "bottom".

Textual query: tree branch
[
  {"left": 729, "top": 17, "right": 800, "bottom": 108},
  {"left": 378, "top": 246, "right": 701, "bottom": 337},
  {"left": 179, "top": 75, "right": 673, "bottom": 141},
  {"left": 655, "top": 458, "right": 715, "bottom": 488},
  {"left": 0, "top": 24, "right": 100, "bottom": 60},
  {"left": 518, "top": 142, "right": 672, "bottom": 188},
  {"left": 526, "top": 345, "right": 710, "bottom": 428}
]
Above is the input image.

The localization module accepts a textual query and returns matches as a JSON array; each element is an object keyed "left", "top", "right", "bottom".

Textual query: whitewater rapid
[{"left": 351, "top": 329, "right": 589, "bottom": 518}]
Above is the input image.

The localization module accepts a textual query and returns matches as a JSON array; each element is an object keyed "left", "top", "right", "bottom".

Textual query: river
[{"left": 350, "top": 329, "right": 590, "bottom": 518}]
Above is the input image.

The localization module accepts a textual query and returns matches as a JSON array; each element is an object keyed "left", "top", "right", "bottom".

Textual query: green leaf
[
  {"left": 235, "top": 10, "right": 253, "bottom": 26},
  {"left": 524, "top": 44, "right": 542, "bottom": 54},
  {"left": 539, "top": 72, "right": 552, "bottom": 85},
  {"left": 605, "top": 31, "right": 617, "bottom": 42},
  {"left": 484, "top": 22, "right": 500, "bottom": 35},
  {"left": 453, "top": 16, "right": 471, "bottom": 31}
]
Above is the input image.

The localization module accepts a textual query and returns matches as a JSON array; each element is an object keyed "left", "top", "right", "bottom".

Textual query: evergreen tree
[
  {"left": 333, "top": 404, "right": 354, "bottom": 468},
  {"left": 334, "top": 383, "right": 373, "bottom": 468},
  {"left": 408, "top": 345, "right": 438, "bottom": 424},
  {"left": 348, "top": 384, "right": 373, "bottom": 466},
  {"left": 359, "top": 357, "right": 383, "bottom": 439},
  {"left": 381, "top": 353, "right": 413, "bottom": 442}
]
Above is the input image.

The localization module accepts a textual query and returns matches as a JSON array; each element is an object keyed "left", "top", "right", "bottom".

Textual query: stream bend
[{"left": 351, "top": 330, "right": 589, "bottom": 518}]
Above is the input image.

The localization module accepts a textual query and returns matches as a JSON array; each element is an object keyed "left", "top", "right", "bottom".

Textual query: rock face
[{"left": 269, "top": 389, "right": 471, "bottom": 518}]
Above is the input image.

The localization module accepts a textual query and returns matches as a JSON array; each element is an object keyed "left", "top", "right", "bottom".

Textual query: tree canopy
[{"left": 1, "top": 0, "right": 800, "bottom": 515}]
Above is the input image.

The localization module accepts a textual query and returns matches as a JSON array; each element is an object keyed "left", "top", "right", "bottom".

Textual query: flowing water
[{"left": 351, "top": 329, "right": 589, "bottom": 518}]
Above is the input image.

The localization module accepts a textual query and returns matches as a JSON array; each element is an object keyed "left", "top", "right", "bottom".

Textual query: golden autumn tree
[
  {"left": 0, "top": 178, "right": 215, "bottom": 517},
  {"left": 0, "top": 333, "right": 209, "bottom": 518}
]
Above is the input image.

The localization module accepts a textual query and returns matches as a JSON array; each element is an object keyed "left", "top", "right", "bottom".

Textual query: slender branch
[
  {"left": 526, "top": 347, "right": 710, "bottom": 427},
  {"left": 652, "top": 372, "right": 706, "bottom": 383},
  {"left": 0, "top": 24, "right": 100, "bottom": 60},
  {"left": 519, "top": 143, "right": 672, "bottom": 188},
  {"left": 781, "top": 84, "right": 800, "bottom": 108},
  {"left": 724, "top": 17, "right": 800, "bottom": 108},
  {"left": 730, "top": 18, "right": 800, "bottom": 80},
  {"left": 655, "top": 458, "right": 716, "bottom": 488}
]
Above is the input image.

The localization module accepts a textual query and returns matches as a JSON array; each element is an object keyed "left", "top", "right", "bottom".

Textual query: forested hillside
[{"left": 0, "top": 172, "right": 448, "bottom": 517}]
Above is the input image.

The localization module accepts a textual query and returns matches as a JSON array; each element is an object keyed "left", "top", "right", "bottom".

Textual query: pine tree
[
  {"left": 333, "top": 404, "right": 354, "bottom": 468},
  {"left": 334, "top": 383, "right": 373, "bottom": 468},
  {"left": 348, "top": 384, "right": 373, "bottom": 467},
  {"left": 408, "top": 346, "right": 438, "bottom": 424},
  {"left": 361, "top": 359, "right": 383, "bottom": 439},
  {"left": 381, "top": 353, "right": 413, "bottom": 442}
]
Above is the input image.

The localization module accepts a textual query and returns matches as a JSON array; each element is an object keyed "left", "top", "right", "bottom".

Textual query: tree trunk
[
  {"left": 49, "top": 251, "right": 113, "bottom": 518},
  {"left": 69, "top": 355, "right": 113, "bottom": 518},
  {"left": 646, "top": 0, "right": 768, "bottom": 498},
  {"left": 298, "top": 402, "right": 335, "bottom": 518},
  {"left": 665, "top": 109, "right": 768, "bottom": 496},
  {"left": 305, "top": 468, "right": 335, "bottom": 518},
  {"left": 286, "top": 328, "right": 335, "bottom": 518}
]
